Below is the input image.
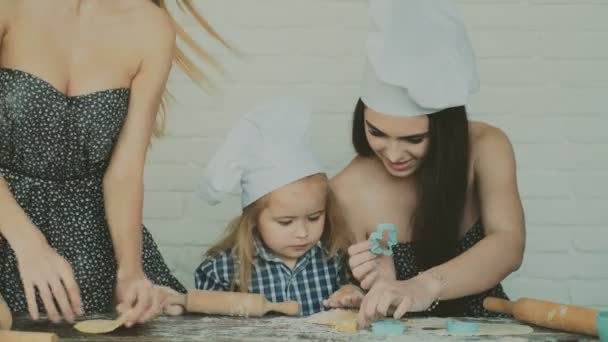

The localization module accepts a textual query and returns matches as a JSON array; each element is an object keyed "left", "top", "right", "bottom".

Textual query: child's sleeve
[
  {"left": 194, "top": 250, "right": 234, "bottom": 291},
  {"left": 336, "top": 252, "right": 355, "bottom": 287}
]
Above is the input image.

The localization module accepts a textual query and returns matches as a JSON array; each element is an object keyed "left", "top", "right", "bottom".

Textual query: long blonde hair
[
  {"left": 205, "top": 174, "right": 353, "bottom": 292},
  {"left": 153, "top": 0, "right": 231, "bottom": 136}
]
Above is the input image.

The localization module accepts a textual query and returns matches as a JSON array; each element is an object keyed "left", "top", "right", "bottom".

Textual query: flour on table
[{"left": 405, "top": 317, "right": 533, "bottom": 336}]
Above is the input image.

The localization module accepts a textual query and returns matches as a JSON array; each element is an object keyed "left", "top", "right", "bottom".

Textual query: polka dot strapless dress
[
  {"left": 0, "top": 68, "right": 185, "bottom": 314},
  {"left": 392, "top": 220, "right": 510, "bottom": 318}
]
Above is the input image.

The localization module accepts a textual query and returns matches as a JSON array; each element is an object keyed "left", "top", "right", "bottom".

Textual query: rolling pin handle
[
  {"left": 483, "top": 297, "right": 514, "bottom": 315},
  {"left": 266, "top": 301, "right": 301, "bottom": 316}
]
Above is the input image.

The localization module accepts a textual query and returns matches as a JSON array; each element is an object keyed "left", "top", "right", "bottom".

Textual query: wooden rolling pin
[
  {"left": 169, "top": 289, "right": 300, "bottom": 317},
  {"left": 0, "top": 331, "right": 59, "bottom": 342},
  {"left": 483, "top": 297, "right": 599, "bottom": 336},
  {"left": 1, "top": 293, "right": 59, "bottom": 341}
]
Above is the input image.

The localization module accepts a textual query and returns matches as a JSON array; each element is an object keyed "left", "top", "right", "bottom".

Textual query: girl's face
[
  {"left": 364, "top": 108, "right": 430, "bottom": 178},
  {"left": 257, "top": 175, "right": 327, "bottom": 268}
]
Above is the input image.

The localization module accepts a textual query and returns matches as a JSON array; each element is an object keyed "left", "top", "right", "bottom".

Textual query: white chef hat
[
  {"left": 198, "top": 97, "right": 324, "bottom": 208},
  {"left": 361, "top": 0, "right": 479, "bottom": 117}
]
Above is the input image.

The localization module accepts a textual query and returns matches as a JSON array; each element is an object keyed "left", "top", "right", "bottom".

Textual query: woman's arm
[
  {"left": 102, "top": 10, "right": 176, "bottom": 325},
  {"left": 357, "top": 126, "right": 525, "bottom": 327},
  {"left": 424, "top": 126, "right": 525, "bottom": 300},
  {"left": 331, "top": 171, "right": 397, "bottom": 290}
]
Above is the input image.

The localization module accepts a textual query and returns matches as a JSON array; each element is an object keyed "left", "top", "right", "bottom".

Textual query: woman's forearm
[
  {"left": 103, "top": 172, "right": 145, "bottom": 277},
  {"left": 425, "top": 231, "right": 524, "bottom": 300}
]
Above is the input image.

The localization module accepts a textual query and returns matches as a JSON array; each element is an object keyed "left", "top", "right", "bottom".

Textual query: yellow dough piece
[{"left": 74, "top": 319, "right": 124, "bottom": 334}]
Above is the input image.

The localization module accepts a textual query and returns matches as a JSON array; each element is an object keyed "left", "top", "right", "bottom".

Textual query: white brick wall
[{"left": 144, "top": 0, "right": 608, "bottom": 311}]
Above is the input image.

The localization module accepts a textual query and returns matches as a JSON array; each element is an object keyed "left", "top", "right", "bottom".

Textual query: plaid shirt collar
[{"left": 253, "top": 237, "right": 324, "bottom": 267}]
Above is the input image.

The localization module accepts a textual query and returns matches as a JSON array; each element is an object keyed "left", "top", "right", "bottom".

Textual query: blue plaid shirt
[{"left": 194, "top": 239, "right": 348, "bottom": 316}]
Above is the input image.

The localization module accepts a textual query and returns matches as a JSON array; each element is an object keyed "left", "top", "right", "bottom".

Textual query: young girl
[{"left": 193, "top": 97, "right": 363, "bottom": 316}]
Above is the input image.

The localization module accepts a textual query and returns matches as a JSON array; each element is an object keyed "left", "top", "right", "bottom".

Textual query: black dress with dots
[
  {"left": 0, "top": 68, "right": 185, "bottom": 314},
  {"left": 392, "top": 220, "right": 510, "bottom": 317}
]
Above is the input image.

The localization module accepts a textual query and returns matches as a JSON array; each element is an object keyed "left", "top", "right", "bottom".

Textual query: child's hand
[{"left": 323, "top": 285, "right": 364, "bottom": 309}]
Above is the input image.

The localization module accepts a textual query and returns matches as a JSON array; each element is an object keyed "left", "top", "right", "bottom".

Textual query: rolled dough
[
  {"left": 74, "top": 319, "right": 123, "bottom": 334},
  {"left": 307, "top": 309, "right": 358, "bottom": 326}
]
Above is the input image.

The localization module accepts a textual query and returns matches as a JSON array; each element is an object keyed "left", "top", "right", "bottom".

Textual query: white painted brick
[
  {"left": 174, "top": 0, "right": 368, "bottom": 29},
  {"left": 480, "top": 59, "right": 608, "bottom": 86},
  {"left": 144, "top": 165, "right": 202, "bottom": 192},
  {"left": 517, "top": 171, "right": 572, "bottom": 198},
  {"left": 572, "top": 253, "right": 608, "bottom": 278},
  {"left": 478, "top": 59, "right": 545, "bottom": 86},
  {"left": 564, "top": 117, "right": 608, "bottom": 144},
  {"left": 147, "top": 137, "right": 221, "bottom": 165},
  {"left": 469, "top": 30, "right": 541, "bottom": 58},
  {"left": 570, "top": 280, "right": 608, "bottom": 306},
  {"left": 459, "top": 4, "right": 608, "bottom": 31},
  {"left": 526, "top": 226, "right": 572, "bottom": 252},
  {"left": 502, "top": 277, "right": 571, "bottom": 304},
  {"left": 146, "top": 218, "right": 227, "bottom": 247},
  {"left": 469, "top": 86, "right": 606, "bottom": 116},
  {"left": 143, "top": 192, "right": 185, "bottom": 219},
  {"left": 228, "top": 56, "right": 361, "bottom": 85},
  {"left": 515, "top": 143, "right": 608, "bottom": 171},
  {"left": 164, "top": 107, "right": 235, "bottom": 138},
  {"left": 573, "top": 227, "right": 608, "bottom": 253},
  {"left": 517, "top": 252, "right": 575, "bottom": 279},
  {"left": 165, "top": 78, "right": 224, "bottom": 108},
  {"left": 540, "top": 31, "right": 608, "bottom": 59},
  {"left": 481, "top": 116, "right": 565, "bottom": 144},
  {"left": 157, "top": 245, "right": 207, "bottom": 287},
  {"left": 223, "top": 84, "right": 360, "bottom": 114},
  {"left": 523, "top": 199, "right": 608, "bottom": 225},
  {"left": 184, "top": 193, "right": 242, "bottom": 222},
  {"left": 184, "top": 27, "right": 366, "bottom": 57},
  {"left": 573, "top": 171, "right": 608, "bottom": 199}
]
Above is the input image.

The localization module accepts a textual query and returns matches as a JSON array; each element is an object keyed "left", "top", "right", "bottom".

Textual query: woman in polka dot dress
[
  {"left": 329, "top": 1, "right": 525, "bottom": 328},
  {"left": 0, "top": 0, "right": 227, "bottom": 326}
]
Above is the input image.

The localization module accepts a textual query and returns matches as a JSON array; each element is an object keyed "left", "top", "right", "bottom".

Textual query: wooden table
[{"left": 11, "top": 314, "right": 599, "bottom": 341}]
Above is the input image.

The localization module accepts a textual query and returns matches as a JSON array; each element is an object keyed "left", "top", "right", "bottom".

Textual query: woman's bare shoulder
[
  {"left": 331, "top": 157, "right": 374, "bottom": 198},
  {"left": 469, "top": 121, "right": 515, "bottom": 172},
  {"left": 131, "top": 2, "right": 176, "bottom": 43},
  {"left": 0, "top": 0, "right": 16, "bottom": 29}
]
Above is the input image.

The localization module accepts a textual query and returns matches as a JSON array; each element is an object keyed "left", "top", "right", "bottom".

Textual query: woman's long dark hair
[{"left": 352, "top": 98, "right": 470, "bottom": 315}]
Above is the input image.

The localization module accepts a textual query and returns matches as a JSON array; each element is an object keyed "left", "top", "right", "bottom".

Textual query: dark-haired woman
[{"left": 328, "top": 0, "right": 525, "bottom": 327}]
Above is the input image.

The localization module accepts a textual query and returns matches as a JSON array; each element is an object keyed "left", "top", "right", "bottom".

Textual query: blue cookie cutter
[
  {"left": 446, "top": 320, "right": 480, "bottom": 333},
  {"left": 370, "top": 223, "right": 397, "bottom": 256},
  {"left": 371, "top": 320, "right": 406, "bottom": 336},
  {"left": 597, "top": 311, "right": 608, "bottom": 342}
]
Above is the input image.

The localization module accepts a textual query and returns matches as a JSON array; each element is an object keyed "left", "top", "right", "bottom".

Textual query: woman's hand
[
  {"left": 347, "top": 241, "right": 380, "bottom": 289},
  {"left": 115, "top": 272, "right": 160, "bottom": 327},
  {"left": 348, "top": 240, "right": 396, "bottom": 290},
  {"left": 323, "top": 284, "right": 365, "bottom": 309},
  {"left": 14, "top": 233, "right": 82, "bottom": 323},
  {"left": 357, "top": 273, "right": 442, "bottom": 328}
]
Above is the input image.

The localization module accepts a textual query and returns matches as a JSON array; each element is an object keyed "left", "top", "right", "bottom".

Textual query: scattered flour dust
[{"left": 146, "top": 312, "right": 534, "bottom": 341}]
